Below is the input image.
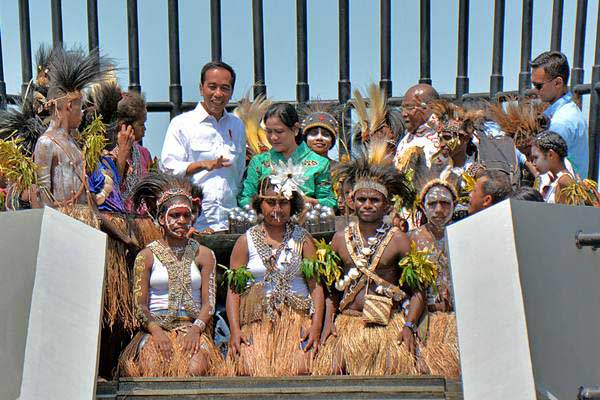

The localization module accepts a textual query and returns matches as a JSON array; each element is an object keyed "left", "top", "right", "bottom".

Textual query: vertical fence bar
[
  {"left": 296, "top": 0, "right": 309, "bottom": 103},
  {"left": 127, "top": 0, "right": 141, "bottom": 92},
  {"left": 571, "top": 0, "right": 588, "bottom": 103},
  {"left": 519, "top": 0, "right": 533, "bottom": 95},
  {"left": 588, "top": 2, "right": 600, "bottom": 180},
  {"left": 210, "top": 0, "right": 222, "bottom": 62},
  {"left": 18, "top": 0, "right": 32, "bottom": 95},
  {"left": 87, "top": 0, "right": 99, "bottom": 52},
  {"left": 380, "top": 0, "right": 392, "bottom": 97},
  {"left": 419, "top": 0, "right": 432, "bottom": 85},
  {"left": 168, "top": 0, "right": 182, "bottom": 118},
  {"left": 551, "top": 0, "right": 564, "bottom": 51},
  {"left": 51, "top": 0, "right": 63, "bottom": 47},
  {"left": 252, "top": 0, "right": 266, "bottom": 98},
  {"left": 490, "top": 0, "right": 505, "bottom": 99},
  {"left": 0, "top": 27, "right": 6, "bottom": 109},
  {"left": 338, "top": 0, "right": 351, "bottom": 156},
  {"left": 456, "top": 0, "right": 469, "bottom": 98}
]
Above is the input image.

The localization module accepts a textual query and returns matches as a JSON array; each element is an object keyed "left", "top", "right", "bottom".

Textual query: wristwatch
[{"left": 403, "top": 321, "right": 417, "bottom": 335}]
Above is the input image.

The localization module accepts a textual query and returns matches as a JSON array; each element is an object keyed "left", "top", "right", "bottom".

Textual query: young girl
[{"left": 530, "top": 131, "right": 574, "bottom": 204}]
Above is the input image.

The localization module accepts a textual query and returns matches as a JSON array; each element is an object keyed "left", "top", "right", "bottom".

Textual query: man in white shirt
[
  {"left": 394, "top": 84, "right": 448, "bottom": 171},
  {"left": 161, "top": 61, "right": 246, "bottom": 232}
]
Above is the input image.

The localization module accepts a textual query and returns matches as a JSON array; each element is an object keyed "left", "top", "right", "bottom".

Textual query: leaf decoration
[
  {"left": 559, "top": 178, "right": 600, "bottom": 206},
  {"left": 0, "top": 136, "right": 39, "bottom": 193},
  {"left": 81, "top": 114, "right": 107, "bottom": 173},
  {"left": 398, "top": 242, "right": 438, "bottom": 291},
  {"left": 300, "top": 239, "right": 342, "bottom": 287},
  {"left": 219, "top": 264, "right": 255, "bottom": 294}
]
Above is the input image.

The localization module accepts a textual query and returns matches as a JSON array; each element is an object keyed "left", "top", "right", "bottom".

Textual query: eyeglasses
[{"left": 532, "top": 78, "right": 555, "bottom": 91}]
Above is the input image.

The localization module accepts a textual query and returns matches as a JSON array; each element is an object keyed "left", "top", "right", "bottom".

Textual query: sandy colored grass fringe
[
  {"left": 313, "top": 312, "right": 418, "bottom": 376},
  {"left": 119, "top": 327, "right": 223, "bottom": 377},
  {"left": 131, "top": 216, "right": 162, "bottom": 247},
  {"left": 219, "top": 307, "right": 314, "bottom": 377},
  {"left": 103, "top": 213, "right": 136, "bottom": 331},
  {"left": 58, "top": 204, "right": 100, "bottom": 229},
  {"left": 419, "top": 312, "right": 461, "bottom": 378}
]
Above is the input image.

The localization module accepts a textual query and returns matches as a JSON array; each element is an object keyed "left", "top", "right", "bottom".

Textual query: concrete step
[{"left": 97, "top": 376, "right": 463, "bottom": 399}]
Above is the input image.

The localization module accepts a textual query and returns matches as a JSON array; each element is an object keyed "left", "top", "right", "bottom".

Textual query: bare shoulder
[
  {"left": 391, "top": 229, "right": 411, "bottom": 255},
  {"left": 136, "top": 247, "right": 154, "bottom": 269},
  {"left": 331, "top": 230, "right": 345, "bottom": 252},
  {"left": 196, "top": 244, "right": 216, "bottom": 269}
]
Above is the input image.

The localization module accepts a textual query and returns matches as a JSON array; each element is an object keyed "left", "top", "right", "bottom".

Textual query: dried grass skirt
[
  {"left": 118, "top": 325, "right": 223, "bottom": 377},
  {"left": 220, "top": 307, "right": 314, "bottom": 377},
  {"left": 313, "top": 312, "right": 418, "bottom": 376},
  {"left": 419, "top": 311, "right": 461, "bottom": 378}
]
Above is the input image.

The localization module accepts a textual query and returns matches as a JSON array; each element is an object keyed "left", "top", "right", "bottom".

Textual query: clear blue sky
[{"left": 1, "top": 0, "right": 599, "bottom": 156}]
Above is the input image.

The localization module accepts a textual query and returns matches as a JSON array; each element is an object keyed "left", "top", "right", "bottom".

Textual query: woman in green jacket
[{"left": 238, "top": 103, "right": 337, "bottom": 209}]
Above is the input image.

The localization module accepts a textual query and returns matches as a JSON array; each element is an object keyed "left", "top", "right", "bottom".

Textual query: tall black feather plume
[
  {"left": 0, "top": 99, "right": 46, "bottom": 156},
  {"left": 131, "top": 173, "right": 193, "bottom": 220},
  {"left": 47, "top": 47, "right": 112, "bottom": 100}
]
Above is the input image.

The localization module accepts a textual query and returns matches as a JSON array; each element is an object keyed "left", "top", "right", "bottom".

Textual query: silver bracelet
[{"left": 193, "top": 319, "right": 206, "bottom": 332}]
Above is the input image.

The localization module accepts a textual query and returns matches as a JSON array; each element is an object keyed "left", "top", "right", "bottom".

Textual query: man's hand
[
  {"left": 320, "top": 313, "right": 337, "bottom": 345},
  {"left": 398, "top": 326, "right": 417, "bottom": 355},
  {"left": 229, "top": 329, "right": 250, "bottom": 356},
  {"left": 301, "top": 322, "right": 321, "bottom": 353},
  {"left": 187, "top": 156, "right": 232, "bottom": 175},
  {"left": 117, "top": 124, "right": 135, "bottom": 152}
]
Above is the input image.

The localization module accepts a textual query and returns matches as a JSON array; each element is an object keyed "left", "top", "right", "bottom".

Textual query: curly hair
[
  {"left": 533, "top": 130, "right": 568, "bottom": 159},
  {"left": 117, "top": 91, "right": 146, "bottom": 125},
  {"left": 251, "top": 177, "right": 305, "bottom": 217}
]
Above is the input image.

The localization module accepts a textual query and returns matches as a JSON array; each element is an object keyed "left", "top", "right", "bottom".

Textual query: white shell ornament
[
  {"left": 361, "top": 247, "right": 373, "bottom": 256},
  {"left": 335, "top": 279, "right": 346, "bottom": 291},
  {"left": 375, "top": 285, "right": 385, "bottom": 295},
  {"left": 367, "top": 237, "right": 378, "bottom": 246},
  {"left": 347, "top": 268, "right": 360, "bottom": 280}
]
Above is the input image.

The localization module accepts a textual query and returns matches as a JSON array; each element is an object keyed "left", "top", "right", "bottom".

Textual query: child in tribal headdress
[
  {"left": 408, "top": 179, "right": 461, "bottom": 378},
  {"left": 314, "top": 145, "right": 426, "bottom": 376},
  {"left": 31, "top": 46, "right": 111, "bottom": 223},
  {"left": 119, "top": 173, "right": 222, "bottom": 377},
  {"left": 225, "top": 164, "right": 324, "bottom": 376},
  {"left": 301, "top": 106, "right": 340, "bottom": 168}
]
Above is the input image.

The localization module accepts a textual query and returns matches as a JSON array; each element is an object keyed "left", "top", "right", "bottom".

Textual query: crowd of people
[{"left": 1, "top": 45, "right": 598, "bottom": 380}]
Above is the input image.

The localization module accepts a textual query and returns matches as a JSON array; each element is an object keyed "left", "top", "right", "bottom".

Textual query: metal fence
[{"left": 1, "top": 0, "right": 600, "bottom": 178}]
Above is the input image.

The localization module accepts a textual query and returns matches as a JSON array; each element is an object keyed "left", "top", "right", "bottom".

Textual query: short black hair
[
  {"left": 530, "top": 51, "right": 570, "bottom": 85},
  {"left": 533, "top": 130, "right": 568, "bottom": 159},
  {"left": 251, "top": 177, "right": 305, "bottom": 217},
  {"left": 511, "top": 186, "right": 544, "bottom": 202},
  {"left": 480, "top": 170, "right": 512, "bottom": 205},
  {"left": 200, "top": 61, "right": 236, "bottom": 90}
]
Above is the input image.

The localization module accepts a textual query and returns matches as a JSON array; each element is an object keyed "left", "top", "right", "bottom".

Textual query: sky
[{"left": 1, "top": 0, "right": 599, "bottom": 157}]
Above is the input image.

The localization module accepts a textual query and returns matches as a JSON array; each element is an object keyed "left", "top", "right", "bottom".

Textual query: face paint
[
  {"left": 306, "top": 127, "right": 333, "bottom": 156},
  {"left": 164, "top": 203, "right": 192, "bottom": 239},
  {"left": 424, "top": 185, "right": 454, "bottom": 228}
]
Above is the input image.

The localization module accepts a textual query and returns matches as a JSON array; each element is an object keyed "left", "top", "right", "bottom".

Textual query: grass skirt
[
  {"left": 219, "top": 307, "right": 314, "bottom": 377},
  {"left": 118, "top": 324, "right": 223, "bottom": 377},
  {"left": 131, "top": 216, "right": 162, "bottom": 247},
  {"left": 102, "top": 213, "right": 136, "bottom": 331},
  {"left": 419, "top": 312, "right": 461, "bottom": 378},
  {"left": 57, "top": 204, "right": 100, "bottom": 229},
  {"left": 313, "top": 312, "right": 418, "bottom": 376}
]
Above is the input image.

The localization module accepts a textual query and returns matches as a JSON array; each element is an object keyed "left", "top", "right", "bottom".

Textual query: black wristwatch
[{"left": 403, "top": 321, "right": 417, "bottom": 335}]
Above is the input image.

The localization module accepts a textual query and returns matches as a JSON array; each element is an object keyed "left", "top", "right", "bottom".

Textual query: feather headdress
[
  {"left": 46, "top": 47, "right": 112, "bottom": 102},
  {"left": 0, "top": 99, "right": 45, "bottom": 156},
  {"left": 487, "top": 99, "right": 545, "bottom": 147},
  {"left": 299, "top": 101, "right": 340, "bottom": 139},
  {"left": 131, "top": 173, "right": 193, "bottom": 220},
  {"left": 352, "top": 83, "right": 389, "bottom": 144},
  {"left": 234, "top": 94, "right": 271, "bottom": 156}
]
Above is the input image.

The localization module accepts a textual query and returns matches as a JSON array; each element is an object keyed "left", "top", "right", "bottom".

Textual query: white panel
[
  {"left": 18, "top": 207, "right": 106, "bottom": 400},
  {"left": 446, "top": 200, "right": 537, "bottom": 400},
  {"left": 0, "top": 210, "right": 43, "bottom": 400}
]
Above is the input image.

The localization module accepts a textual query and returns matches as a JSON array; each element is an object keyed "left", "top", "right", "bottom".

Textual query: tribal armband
[
  {"left": 133, "top": 253, "right": 153, "bottom": 329},
  {"left": 208, "top": 251, "right": 216, "bottom": 316}
]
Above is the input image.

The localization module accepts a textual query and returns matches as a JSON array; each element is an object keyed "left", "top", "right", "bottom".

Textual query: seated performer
[
  {"left": 226, "top": 173, "right": 324, "bottom": 376},
  {"left": 119, "top": 174, "right": 221, "bottom": 377},
  {"left": 315, "top": 153, "right": 425, "bottom": 376},
  {"left": 409, "top": 179, "right": 461, "bottom": 378},
  {"left": 531, "top": 131, "right": 574, "bottom": 204},
  {"left": 238, "top": 103, "right": 337, "bottom": 208}
]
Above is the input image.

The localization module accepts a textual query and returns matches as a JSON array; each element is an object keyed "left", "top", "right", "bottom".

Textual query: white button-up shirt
[{"left": 160, "top": 102, "right": 246, "bottom": 231}]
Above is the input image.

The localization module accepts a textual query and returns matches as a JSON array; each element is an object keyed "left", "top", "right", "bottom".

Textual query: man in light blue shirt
[{"left": 531, "top": 51, "right": 589, "bottom": 178}]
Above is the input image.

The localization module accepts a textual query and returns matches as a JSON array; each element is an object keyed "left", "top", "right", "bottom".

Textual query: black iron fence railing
[{"left": 1, "top": 0, "right": 599, "bottom": 179}]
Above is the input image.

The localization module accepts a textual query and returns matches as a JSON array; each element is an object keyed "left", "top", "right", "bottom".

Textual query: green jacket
[{"left": 238, "top": 142, "right": 338, "bottom": 208}]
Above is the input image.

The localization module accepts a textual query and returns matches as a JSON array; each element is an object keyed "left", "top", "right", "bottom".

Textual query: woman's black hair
[
  {"left": 264, "top": 102, "right": 302, "bottom": 144},
  {"left": 251, "top": 177, "right": 305, "bottom": 217},
  {"left": 533, "top": 130, "right": 568, "bottom": 159},
  {"left": 511, "top": 186, "right": 544, "bottom": 202}
]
